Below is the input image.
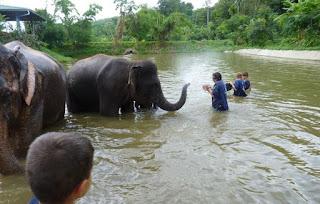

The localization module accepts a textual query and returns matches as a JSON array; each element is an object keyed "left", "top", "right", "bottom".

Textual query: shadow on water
[{"left": 1, "top": 52, "right": 320, "bottom": 203}]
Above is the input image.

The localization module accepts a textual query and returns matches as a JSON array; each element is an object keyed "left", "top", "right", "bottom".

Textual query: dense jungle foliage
[{"left": 1, "top": 0, "right": 319, "bottom": 53}]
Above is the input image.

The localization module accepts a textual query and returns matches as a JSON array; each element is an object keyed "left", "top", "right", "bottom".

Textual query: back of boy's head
[
  {"left": 242, "top": 72, "right": 248, "bottom": 77},
  {"left": 26, "top": 132, "right": 94, "bottom": 203},
  {"left": 236, "top": 72, "right": 242, "bottom": 79}
]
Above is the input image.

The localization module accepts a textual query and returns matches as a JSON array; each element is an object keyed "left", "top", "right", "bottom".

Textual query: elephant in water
[
  {"left": 0, "top": 41, "right": 66, "bottom": 175},
  {"left": 67, "top": 54, "right": 190, "bottom": 116}
]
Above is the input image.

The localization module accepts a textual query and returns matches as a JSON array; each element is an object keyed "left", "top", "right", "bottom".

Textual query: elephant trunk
[
  {"left": 155, "top": 83, "right": 190, "bottom": 111},
  {"left": 0, "top": 120, "right": 24, "bottom": 175}
]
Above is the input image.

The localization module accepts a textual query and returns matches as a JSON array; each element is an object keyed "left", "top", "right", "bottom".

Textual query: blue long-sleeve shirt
[{"left": 212, "top": 80, "right": 228, "bottom": 111}]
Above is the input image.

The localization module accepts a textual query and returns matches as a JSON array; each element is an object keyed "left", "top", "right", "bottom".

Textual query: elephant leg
[
  {"left": 67, "top": 88, "right": 81, "bottom": 113},
  {"left": 11, "top": 101, "right": 44, "bottom": 158},
  {"left": 0, "top": 125, "right": 24, "bottom": 175},
  {"left": 99, "top": 94, "right": 120, "bottom": 117},
  {"left": 121, "top": 100, "right": 134, "bottom": 113}
]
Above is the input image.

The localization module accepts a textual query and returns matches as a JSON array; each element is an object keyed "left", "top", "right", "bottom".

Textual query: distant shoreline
[{"left": 229, "top": 49, "right": 320, "bottom": 61}]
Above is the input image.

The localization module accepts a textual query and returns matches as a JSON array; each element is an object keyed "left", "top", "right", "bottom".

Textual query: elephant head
[
  {"left": 0, "top": 43, "right": 37, "bottom": 175},
  {"left": 128, "top": 60, "right": 189, "bottom": 111}
]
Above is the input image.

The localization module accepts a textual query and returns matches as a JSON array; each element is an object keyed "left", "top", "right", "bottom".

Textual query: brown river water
[{"left": 0, "top": 52, "right": 320, "bottom": 203}]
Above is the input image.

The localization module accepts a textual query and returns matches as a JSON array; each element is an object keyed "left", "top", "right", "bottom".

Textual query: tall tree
[
  {"left": 54, "top": 0, "right": 79, "bottom": 40},
  {"left": 54, "top": 0, "right": 102, "bottom": 45},
  {"left": 204, "top": 0, "right": 212, "bottom": 27},
  {"left": 113, "top": 0, "right": 137, "bottom": 45},
  {"left": 276, "top": 0, "right": 320, "bottom": 43},
  {"left": 157, "top": 0, "right": 193, "bottom": 16},
  {"left": 153, "top": 12, "right": 192, "bottom": 45},
  {"left": 0, "top": 14, "right": 7, "bottom": 32}
]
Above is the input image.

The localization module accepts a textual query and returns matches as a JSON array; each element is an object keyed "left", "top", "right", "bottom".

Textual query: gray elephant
[
  {"left": 0, "top": 41, "right": 66, "bottom": 175},
  {"left": 67, "top": 54, "right": 189, "bottom": 116}
]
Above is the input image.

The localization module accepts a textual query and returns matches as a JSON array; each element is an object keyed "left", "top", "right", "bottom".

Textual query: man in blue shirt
[
  {"left": 230, "top": 72, "right": 246, "bottom": 97},
  {"left": 203, "top": 72, "right": 228, "bottom": 111}
]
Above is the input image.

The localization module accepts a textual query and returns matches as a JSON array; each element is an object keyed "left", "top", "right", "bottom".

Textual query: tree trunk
[{"left": 115, "top": 12, "right": 125, "bottom": 45}]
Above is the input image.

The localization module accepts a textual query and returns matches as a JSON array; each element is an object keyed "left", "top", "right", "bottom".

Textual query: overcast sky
[{"left": 0, "top": 0, "right": 218, "bottom": 19}]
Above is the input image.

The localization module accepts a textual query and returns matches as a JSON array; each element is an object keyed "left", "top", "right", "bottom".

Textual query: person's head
[
  {"left": 212, "top": 72, "right": 222, "bottom": 82},
  {"left": 26, "top": 132, "right": 94, "bottom": 204},
  {"left": 242, "top": 72, "right": 248, "bottom": 80},
  {"left": 236, "top": 72, "right": 242, "bottom": 79}
]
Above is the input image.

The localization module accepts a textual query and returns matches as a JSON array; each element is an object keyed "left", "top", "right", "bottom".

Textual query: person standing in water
[
  {"left": 242, "top": 71, "right": 251, "bottom": 93},
  {"left": 230, "top": 72, "right": 246, "bottom": 97},
  {"left": 203, "top": 72, "right": 228, "bottom": 111}
]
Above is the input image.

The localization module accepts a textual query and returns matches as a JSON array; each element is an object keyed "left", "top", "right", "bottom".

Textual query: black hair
[
  {"left": 242, "top": 72, "right": 248, "bottom": 77},
  {"left": 212, "top": 72, "right": 222, "bottom": 81},
  {"left": 26, "top": 132, "right": 94, "bottom": 203}
]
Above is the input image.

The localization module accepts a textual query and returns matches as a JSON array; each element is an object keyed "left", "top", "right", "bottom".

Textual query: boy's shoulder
[{"left": 28, "top": 196, "right": 39, "bottom": 204}]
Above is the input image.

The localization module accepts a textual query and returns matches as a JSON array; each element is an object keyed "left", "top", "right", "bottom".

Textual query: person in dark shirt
[
  {"left": 242, "top": 71, "right": 251, "bottom": 93},
  {"left": 27, "top": 132, "right": 94, "bottom": 204},
  {"left": 203, "top": 72, "right": 228, "bottom": 111},
  {"left": 230, "top": 72, "right": 246, "bottom": 97}
]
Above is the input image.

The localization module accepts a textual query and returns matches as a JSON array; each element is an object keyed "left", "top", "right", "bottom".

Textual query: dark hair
[
  {"left": 26, "top": 132, "right": 94, "bottom": 203},
  {"left": 212, "top": 72, "right": 222, "bottom": 81},
  {"left": 242, "top": 72, "right": 248, "bottom": 77}
]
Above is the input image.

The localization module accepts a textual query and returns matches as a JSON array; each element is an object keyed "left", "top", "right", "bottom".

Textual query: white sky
[{"left": 0, "top": 0, "right": 218, "bottom": 20}]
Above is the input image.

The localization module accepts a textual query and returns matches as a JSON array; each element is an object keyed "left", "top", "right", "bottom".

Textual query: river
[{"left": 1, "top": 52, "right": 319, "bottom": 203}]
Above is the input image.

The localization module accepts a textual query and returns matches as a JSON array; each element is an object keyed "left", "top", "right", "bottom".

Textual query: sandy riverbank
[{"left": 231, "top": 49, "right": 320, "bottom": 61}]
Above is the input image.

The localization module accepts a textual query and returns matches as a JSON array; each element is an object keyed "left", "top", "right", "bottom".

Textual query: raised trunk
[
  {"left": 155, "top": 83, "right": 190, "bottom": 111},
  {"left": 0, "top": 120, "right": 24, "bottom": 175}
]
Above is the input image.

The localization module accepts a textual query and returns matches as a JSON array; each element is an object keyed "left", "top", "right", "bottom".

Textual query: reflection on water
[{"left": 1, "top": 52, "right": 320, "bottom": 203}]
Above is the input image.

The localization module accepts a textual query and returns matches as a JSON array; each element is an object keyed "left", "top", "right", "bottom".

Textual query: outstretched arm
[{"left": 203, "top": 84, "right": 214, "bottom": 98}]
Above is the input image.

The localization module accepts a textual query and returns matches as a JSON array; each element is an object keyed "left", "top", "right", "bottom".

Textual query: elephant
[
  {"left": 67, "top": 54, "right": 189, "bottom": 116},
  {"left": 0, "top": 41, "right": 66, "bottom": 175}
]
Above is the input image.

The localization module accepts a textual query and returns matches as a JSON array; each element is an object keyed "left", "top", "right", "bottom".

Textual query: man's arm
[{"left": 207, "top": 87, "right": 215, "bottom": 98}]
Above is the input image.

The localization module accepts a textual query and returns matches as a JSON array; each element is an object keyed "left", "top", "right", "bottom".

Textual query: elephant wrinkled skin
[
  {"left": 67, "top": 54, "right": 189, "bottom": 116},
  {"left": 0, "top": 41, "right": 66, "bottom": 175}
]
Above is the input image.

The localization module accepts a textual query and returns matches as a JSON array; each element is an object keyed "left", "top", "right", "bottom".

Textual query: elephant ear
[
  {"left": 128, "top": 65, "right": 141, "bottom": 85},
  {"left": 15, "top": 49, "right": 36, "bottom": 106}
]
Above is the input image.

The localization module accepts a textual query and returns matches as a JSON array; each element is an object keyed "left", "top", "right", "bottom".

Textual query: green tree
[
  {"left": 192, "top": 8, "right": 207, "bottom": 27},
  {"left": 92, "top": 18, "right": 118, "bottom": 41},
  {"left": 54, "top": 0, "right": 79, "bottom": 41},
  {"left": 157, "top": 0, "right": 193, "bottom": 16},
  {"left": 54, "top": 0, "right": 102, "bottom": 45},
  {"left": 126, "top": 8, "right": 162, "bottom": 41},
  {"left": 210, "top": 0, "right": 233, "bottom": 28},
  {"left": 0, "top": 14, "right": 7, "bottom": 31},
  {"left": 32, "top": 9, "right": 68, "bottom": 48},
  {"left": 276, "top": 0, "right": 320, "bottom": 44},
  {"left": 215, "top": 14, "right": 250, "bottom": 44},
  {"left": 114, "top": 0, "right": 137, "bottom": 45},
  {"left": 246, "top": 18, "right": 271, "bottom": 45},
  {"left": 83, "top": 4, "right": 103, "bottom": 21},
  {"left": 154, "top": 12, "right": 192, "bottom": 45}
]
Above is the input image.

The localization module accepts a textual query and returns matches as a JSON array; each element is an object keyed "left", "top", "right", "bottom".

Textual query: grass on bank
[
  {"left": 39, "top": 46, "right": 73, "bottom": 63},
  {"left": 43, "top": 40, "right": 320, "bottom": 60}
]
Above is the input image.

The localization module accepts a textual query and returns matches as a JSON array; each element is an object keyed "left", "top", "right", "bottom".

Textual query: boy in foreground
[{"left": 26, "top": 132, "right": 94, "bottom": 204}]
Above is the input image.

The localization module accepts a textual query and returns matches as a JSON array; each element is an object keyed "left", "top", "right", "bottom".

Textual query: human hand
[{"left": 202, "top": 84, "right": 210, "bottom": 91}]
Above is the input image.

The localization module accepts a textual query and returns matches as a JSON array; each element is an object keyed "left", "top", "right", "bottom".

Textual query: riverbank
[
  {"left": 231, "top": 49, "right": 320, "bottom": 61},
  {"left": 43, "top": 40, "right": 320, "bottom": 63},
  {"left": 52, "top": 40, "right": 233, "bottom": 58}
]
